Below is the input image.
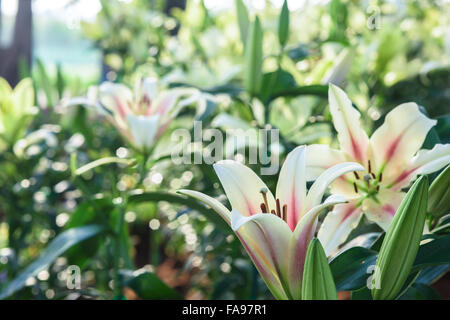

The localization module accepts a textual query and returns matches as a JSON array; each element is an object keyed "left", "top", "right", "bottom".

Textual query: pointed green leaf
[
  {"left": 235, "top": 0, "right": 250, "bottom": 47},
  {"left": 0, "top": 225, "right": 104, "bottom": 299}
]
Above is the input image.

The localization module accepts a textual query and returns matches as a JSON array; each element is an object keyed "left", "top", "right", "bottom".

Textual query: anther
[
  {"left": 353, "top": 171, "right": 360, "bottom": 180},
  {"left": 260, "top": 203, "right": 268, "bottom": 213},
  {"left": 371, "top": 173, "right": 376, "bottom": 179},
  {"left": 379, "top": 173, "right": 383, "bottom": 182},
  {"left": 260, "top": 188, "right": 270, "bottom": 213},
  {"left": 282, "top": 205, "right": 287, "bottom": 222},
  {"left": 368, "top": 160, "right": 372, "bottom": 174},
  {"left": 271, "top": 210, "right": 277, "bottom": 216},
  {"left": 276, "top": 199, "right": 282, "bottom": 218},
  {"left": 353, "top": 182, "right": 359, "bottom": 193},
  {"left": 376, "top": 186, "right": 380, "bottom": 192}
]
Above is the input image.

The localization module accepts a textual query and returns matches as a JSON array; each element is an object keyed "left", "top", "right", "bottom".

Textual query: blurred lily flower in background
[
  {"left": 306, "top": 85, "right": 450, "bottom": 255},
  {"left": 65, "top": 77, "right": 201, "bottom": 155},
  {"left": 0, "top": 77, "right": 38, "bottom": 151},
  {"left": 180, "top": 146, "right": 364, "bottom": 299}
]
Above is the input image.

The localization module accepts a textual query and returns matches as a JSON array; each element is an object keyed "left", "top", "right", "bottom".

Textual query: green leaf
[
  {"left": 235, "top": 0, "right": 250, "bottom": 48},
  {"left": 278, "top": 0, "right": 290, "bottom": 48},
  {"left": 372, "top": 176, "right": 429, "bottom": 300},
  {"left": 125, "top": 272, "right": 181, "bottom": 299},
  {"left": 35, "top": 58, "right": 54, "bottom": 107},
  {"left": 330, "top": 247, "right": 378, "bottom": 291},
  {"left": 269, "top": 84, "right": 328, "bottom": 101},
  {"left": 302, "top": 238, "right": 337, "bottom": 300},
  {"left": 259, "top": 69, "right": 296, "bottom": 103},
  {"left": 74, "top": 157, "right": 136, "bottom": 176},
  {"left": 128, "top": 192, "right": 231, "bottom": 233},
  {"left": 398, "top": 283, "right": 441, "bottom": 300},
  {"left": 0, "top": 225, "right": 104, "bottom": 299},
  {"left": 411, "top": 235, "right": 450, "bottom": 272},
  {"left": 245, "top": 16, "right": 263, "bottom": 96}
]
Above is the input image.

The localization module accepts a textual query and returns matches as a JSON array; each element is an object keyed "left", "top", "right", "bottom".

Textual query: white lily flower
[
  {"left": 306, "top": 84, "right": 450, "bottom": 255},
  {"left": 180, "top": 146, "right": 364, "bottom": 299}
]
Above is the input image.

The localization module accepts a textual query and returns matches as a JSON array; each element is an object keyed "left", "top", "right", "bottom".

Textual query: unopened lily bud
[
  {"left": 372, "top": 175, "right": 429, "bottom": 300},
  {"left": 428, "top": 165, "right": 450, "bottom": 218},
  {"left": 301, "top": 238, "right": 337, "bottom": 300}
]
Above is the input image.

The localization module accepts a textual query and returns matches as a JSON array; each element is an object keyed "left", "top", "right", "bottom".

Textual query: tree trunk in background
[{"left": 0, "top": 0, "right": 33, "bottom": 86}]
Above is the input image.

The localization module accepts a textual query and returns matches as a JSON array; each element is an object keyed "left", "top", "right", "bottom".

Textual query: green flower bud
[
  {"left": 372, "top": 175, "right": 429, "bottom": 300},
  {"left": 428, "top": 165, "right": 450, "bottom": 218},
  {"left": 302, "top": 238, "right": 337, "bottom": 300}
]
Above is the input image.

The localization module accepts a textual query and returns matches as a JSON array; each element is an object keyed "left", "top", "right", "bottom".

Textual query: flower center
[
  {"left": 259, "top": 188, "right": 287, "bottom": 222},
  {"left": 352, "top": 160, "right": 383, "bottom": 200}
]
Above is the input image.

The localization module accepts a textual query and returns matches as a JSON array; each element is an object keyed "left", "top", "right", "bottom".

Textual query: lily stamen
[
  {"left": 368, "top": 160, "right": 372, "bottom": 174},
  {"left": 260, "top": 187, "right": 270, "bottom": 213},
  {"left": 260, "top": 203, "right": 268, "bottom": 213},
  {"left": 379, "top": 173, "right": 383, "bottom": 182},
  {"left": 353, "top": 182, "right": 359, "bottom": 194},
  {"left": 353, "top": 171, "right": 360, "bottom": 180},
  {"left": 276, "top": 199, "right": 282, "bottom": 218},
  {"left": 282, "top": 205, "right": 287, "bottom": 222}
]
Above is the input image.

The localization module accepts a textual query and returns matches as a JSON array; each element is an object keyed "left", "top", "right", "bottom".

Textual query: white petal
[
  {"left": 231, "top": 210, "right": 293, "bottom": 300},
  {"left": 276, "top": 146, "right": 307, "bottom": 230},
  {"left": 178, "top": 189, "right": 231, "bottom": 226},
  {"left": 306, "top": 162, "right": 364, "bottom": 211},
  {"left": 305, "top": 144, "right": 348, "bottom": 181},
  {"left": 317, "top": 200, "right": 364, "bottom": 256},
  {"left": 363, "top": 189, "right": 406, "bottom": 230},
  {"left": 213, "top": 160, "right": 276, "bottom": 217},
  {"left": 329, "top": 84, "right": 369, "bottom": 163},
  {"left": 390, "top": 144, "right": 450, "bottom": 189},
  {"left": 126, "top": 114, "right": 160, "bottom": 150},
  {"left": 368, "top": 103, "right": 436, "bottom": 183}
]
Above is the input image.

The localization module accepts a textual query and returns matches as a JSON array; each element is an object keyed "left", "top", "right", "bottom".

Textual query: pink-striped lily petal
[
  {"left": 98, "top": 82, "right": 133, "bottom": 121},
  {"left": 389, "top": 144, "right": 450, "bottom": 189},
  {"left": 305, "top": 144, "right": 347, "bottom": 181},
  {"left": 305, "top": 162, "right": 364, "bottom": 212},
  {"left": 368, "top": 103, "right": 436, "bottom": 183},
  {"left": 362, "top": 189, "right": 406, "bottom": 230},
  {"left": 214, "top": 160, "right": 276, "bottom": 217},
  {"left": 231, "top": 210, "right": 292, "bottom": 300},
  {"left": 329, "top": 84, "right": 369, "bottom": 163},
  {"left": 276, "top": 146, "right": 307, "bottom": 230},
  {"left": 126, "top": 114, "right": 160, "bottom": 151},
  {"left": 288, "top": 194, "right": 347, "bottom": 299},
  {"left": 178, "top": 189, "right": 231, "bottom": 226},
  {"left": 317, "top": 200, "right": 364, "bottom": 256}
]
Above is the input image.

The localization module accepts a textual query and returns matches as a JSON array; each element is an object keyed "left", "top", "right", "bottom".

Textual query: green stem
[{"left": 113, "top": 197, "right": 127, "bottom": 298}]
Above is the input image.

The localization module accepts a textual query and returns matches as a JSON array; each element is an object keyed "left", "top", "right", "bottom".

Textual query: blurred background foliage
[{"left": 0, "top": 0, "right": 449, "bottom": 300}]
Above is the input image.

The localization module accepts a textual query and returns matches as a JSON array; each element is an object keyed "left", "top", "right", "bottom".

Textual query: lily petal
[
  {"left": 306, "top": 162, "right": 364, "bottom": 211},
  {"left": 231, "top": 210, "right": 292, "bottom": 300},
  {"left": 329, "top": 84, "right": 369, "bottom": 163},
  {"left": 214, "top": 160, "right": 276, "bottom": 217},
  {"left": 368, "top": 103, "right": 436, "bottom": 183},
  {"left": 317, "top": 200, "right": 364, "bottom": 256},
  {"left": 276, "top": 146, "right": 307, "bottom": 230},
  {"left": 362, "top": 189, "right": 406, "bottom": 230},
  {"left": 288, "top": 194, "right": 347, "bottom": 299},
  {"left": 178, "top": 189, "right": 231, "bottom": 226},
  {"left": 126, "top": 114, "right": 160, "bottom": 151},
  {"left": 305, "top": 144, "right": 347, "bottom": 181},
  {"left": 389, "top": 144, "right": 450, "bottom": 189},
  {"left": 99, "top": 82, "right": 133, "bottom": 121}
]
